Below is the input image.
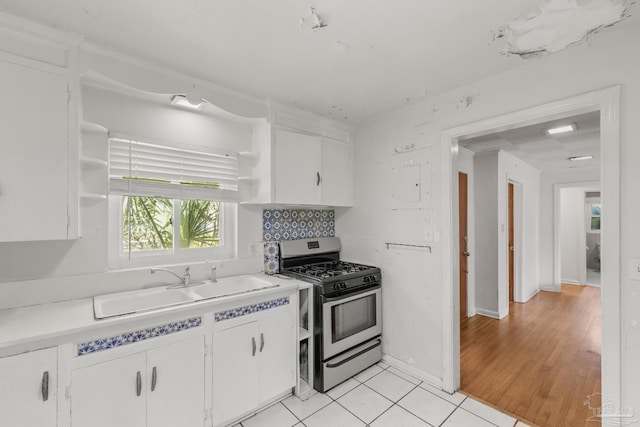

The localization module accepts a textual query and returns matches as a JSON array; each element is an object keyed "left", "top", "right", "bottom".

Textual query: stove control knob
[
  {"left": 334, "top": 282, "right": 347, "bottom": 291},
  {"left": 368, "top": 275, "right": 377, "bottom": 282},
  {"left": 363, "top": 276, "right": 370, "bottom": 283}
]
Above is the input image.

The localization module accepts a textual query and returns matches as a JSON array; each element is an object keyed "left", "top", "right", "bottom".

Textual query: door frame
[
  {"left": 553, "top": 181, "right": 601, "bottom": 290},
  {"left": 440, "top": 87, "right": 621, "bottom": 409}
]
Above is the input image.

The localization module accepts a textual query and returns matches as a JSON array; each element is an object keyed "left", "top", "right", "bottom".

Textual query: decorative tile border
[
  {"left": 262, "top": 209, "right": 335, "bottom": 242},
  {"left": 77, "top": 317, "right": 202, "bottom": 356},
  {"left": 215, "top": 297, "right": 290, "bottom": 322},
  {"left": 264, "top": 241, "right": 280, "bottom": 274}
]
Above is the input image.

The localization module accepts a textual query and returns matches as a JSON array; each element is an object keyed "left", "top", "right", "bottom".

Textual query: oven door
[{"left": 322, "top": 285, "right": 382, "bottom": 359}]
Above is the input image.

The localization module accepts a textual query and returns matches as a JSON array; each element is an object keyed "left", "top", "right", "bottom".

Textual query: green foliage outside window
[{"left": 123, "top": 196, "right": 220, "bottom": 252}]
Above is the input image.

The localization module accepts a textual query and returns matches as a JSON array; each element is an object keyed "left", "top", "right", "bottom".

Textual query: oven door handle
[
  {"left": 322, "top": 284, "right": 381, "bottom": 303},
  {"left": 326, "top": 339, "right": 382, "bottom": 368}
]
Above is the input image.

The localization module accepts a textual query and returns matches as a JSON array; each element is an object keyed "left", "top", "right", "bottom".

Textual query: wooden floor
[{"left": 461, "top": 285, "right": 601, "bottom": 427}]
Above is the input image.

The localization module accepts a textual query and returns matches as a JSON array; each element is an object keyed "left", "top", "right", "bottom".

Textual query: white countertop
[{"left": 0, "top": 273, "right": 304, "bottom": 357}]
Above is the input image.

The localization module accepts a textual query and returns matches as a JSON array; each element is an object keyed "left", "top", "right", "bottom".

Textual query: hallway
[{"left": 460, "top": 285, "right": 601, "bottom": 426}]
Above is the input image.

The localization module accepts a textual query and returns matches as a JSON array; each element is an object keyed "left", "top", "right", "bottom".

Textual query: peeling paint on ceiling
[
  {"left": 495, "top": 0, "right": 634, "bottom": 57},
  {"left": 299, "top": 7, "right": 328, "bottom": 31}
]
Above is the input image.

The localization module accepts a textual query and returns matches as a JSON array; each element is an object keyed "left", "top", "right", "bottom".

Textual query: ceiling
[
  {"left": 0, "top": 1, "right": 636, "bottom": 123},
  {"left": 459, "top": 111, "right": 600, "bottom": 174}
]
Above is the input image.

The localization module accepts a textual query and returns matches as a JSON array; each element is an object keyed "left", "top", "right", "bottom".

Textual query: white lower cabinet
[
  {"left": 71, "top": 336, "right": 205, "bottom": 427},
  {"left": 212, "top": 303, "right": 296, "bottom": 426},
  {"left": 0, "top": 347, "right": 57, "bottom": 427}
]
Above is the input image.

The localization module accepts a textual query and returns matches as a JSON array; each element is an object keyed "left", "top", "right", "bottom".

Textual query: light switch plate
[{"left": 629, "top": 259, "right": 640, "bottom": 281}]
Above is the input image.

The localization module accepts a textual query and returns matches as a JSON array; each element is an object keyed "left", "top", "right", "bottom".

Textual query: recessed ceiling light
[
  {"left": 547, "top": 124, "right": 576, "bottom": 135},
  {"left": 568, "top": 155, "right": 594, "bottom": 161},
  {"left": 171, "top": 95, "right": 204, "bottom": 110}
]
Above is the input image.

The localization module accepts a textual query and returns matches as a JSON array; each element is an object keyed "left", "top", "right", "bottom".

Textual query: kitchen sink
[
  {"left": 93, "top": 275, "right": 280, "bottom": 319},
  {"left": 191, "top": 276, "right": 279, "bottom": 299},
  {"left": 94, "top": 287, "right": 196, "bottom": 319}
]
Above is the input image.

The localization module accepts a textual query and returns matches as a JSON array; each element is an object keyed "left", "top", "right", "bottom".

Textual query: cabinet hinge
[
  {"left": 65, "top": 386, "right": 72, "bottom": 400},
  {"left": 204, "top": 343, "right": 208, "bottom": 357},
  {"left": 67, "top": 87, "right": 72, "bottom": 103}
]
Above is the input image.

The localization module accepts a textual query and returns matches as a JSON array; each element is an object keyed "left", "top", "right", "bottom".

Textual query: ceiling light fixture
[
  {"left": 568, "top": 155, "right": 594, "bottom": 161},
  {"left": 171, "top": 95, "right": 204, "bottom": 110},
  {"left": 546, "top": 124, "right": 576, "bottom": 135}
]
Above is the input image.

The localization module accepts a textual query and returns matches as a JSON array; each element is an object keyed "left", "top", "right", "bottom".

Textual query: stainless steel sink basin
[
  {"left": 191, "top": 276, "right": 279, "bottom": 299},
  {"left": 93, "top": 275, "right": 280, "bottom": 319}
]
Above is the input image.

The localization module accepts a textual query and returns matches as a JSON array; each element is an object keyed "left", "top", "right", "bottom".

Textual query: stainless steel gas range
[{"left": 279, "top": 237, "right": 382, "bottom": 392}]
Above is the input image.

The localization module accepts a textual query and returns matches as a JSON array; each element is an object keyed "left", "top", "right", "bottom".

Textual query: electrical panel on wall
[{"left": 390, "top": 147, "right": 432, "bottom": 210}]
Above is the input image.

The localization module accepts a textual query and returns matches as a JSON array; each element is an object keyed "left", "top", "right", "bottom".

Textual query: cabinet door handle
[
  {"left": 41, "top": 371, "right": 49, "bottom": 402},
  {"left": 252, "top": 337, "right": 257, "bottom": 356},
  {"left": 316, "top": 172, "right": 321, "bottom": 186},
  {"left": 151, "top": 366, "right": 157, "bottom": 392},
  {"left": 136, "top": 371, "right": 142, "bottom": 397},
  {"left": 260, "top": 332, "right": 265, "bottom": 352}
]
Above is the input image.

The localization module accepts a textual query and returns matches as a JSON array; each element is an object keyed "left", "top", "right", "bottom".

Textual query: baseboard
[
  {"left": 382, "top": 354, "right": 443, "bottom": 390},
  {"left": 540, "top": 283, "right": 561, "bottom": 293},
  {"left": 475, "top": 308, "right": 500, "bottom": 319},
  {"left": 561, "top": 279, "right": 583, "bottom": 286},
  {"left": 521, "top": 288, "right": 540, "bottom": 303}
]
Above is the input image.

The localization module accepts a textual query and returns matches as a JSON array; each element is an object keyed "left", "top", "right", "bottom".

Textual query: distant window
[
  {"left": 108, "top": 136, "right": 238, "bottom": 267},
  {"left": 590, "top": 203, "right": 601, "bottom": 231}
]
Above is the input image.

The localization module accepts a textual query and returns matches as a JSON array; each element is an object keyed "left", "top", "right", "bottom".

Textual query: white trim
[
  {"left": 540, "top": 284, "right": 562, "bottom": 293},
  {"left": 522, "top": 288, "right": 540, "bottom": 303},
  {"left": 553, "top": 181, "right": 600, "bottom": 289},
  {"left": 475, "top": 308, "right": 501, "bottom": 320},
  {"left": 440, "top": 86, "right": 621, "bottom": 408},
  {"left": 562, "top": 279, "right": 584, "bottom": 286},
  {"left": 381, "top": 354, "right": 443, "bottom": 389}
]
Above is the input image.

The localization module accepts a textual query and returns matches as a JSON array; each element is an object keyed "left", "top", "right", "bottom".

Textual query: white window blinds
[{"left": 109, "top": 137, "right": 239, "bottom": 202}]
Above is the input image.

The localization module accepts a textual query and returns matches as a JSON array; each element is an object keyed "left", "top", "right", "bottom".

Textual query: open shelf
[
  {"left": 80, "top": 193, "right": 107, "bottom": 202},
  {"left": 299, "top": 327, "right": 311, "bottom": 341}
]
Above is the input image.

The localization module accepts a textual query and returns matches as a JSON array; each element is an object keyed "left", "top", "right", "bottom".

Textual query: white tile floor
[{"left": 235, "top": 362, "right": 530, "bottom": 427}]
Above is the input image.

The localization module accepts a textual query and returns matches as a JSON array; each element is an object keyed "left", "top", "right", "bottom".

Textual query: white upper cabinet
[
  {"left": 0, "top": 22, "right": 79, "bottom": 242},
  {"left": 274, "top": 129, "right": 323, "bottom": 205},
  {"left": 321, "top": 138, "right": 353, "bottom": 207},
  {"left": 244, "top": 109, "right": 354, "bottom": 207}
]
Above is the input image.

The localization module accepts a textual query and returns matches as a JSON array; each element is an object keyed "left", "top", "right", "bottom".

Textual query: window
[
  {"left": 108, "top": 136, "right": 238, "bottom": 267},
  {"left": 590, "top": 203, "right": 601, "bottom": 231}
]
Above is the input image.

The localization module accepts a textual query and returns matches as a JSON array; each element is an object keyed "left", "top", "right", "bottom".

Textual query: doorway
[
  {"left": 459, "top": 172, "right": 469, "bottom": 322},
  {"left": 441, "top": 87, "right": 621, "bottom": 409},
  {"left": 508, "top": 182, "right": 514, "bottom": 303}
]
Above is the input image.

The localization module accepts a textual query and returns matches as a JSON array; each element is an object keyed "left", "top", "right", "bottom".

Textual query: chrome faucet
[
  {"left": 150, "top": 267, "right": 191, "bottom": 287},
  {"left": 211, "top": 266, "right": 217, "bottom": 282}
]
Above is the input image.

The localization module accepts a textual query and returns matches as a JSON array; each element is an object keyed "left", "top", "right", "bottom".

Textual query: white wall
[
  {"left": 497, "top": 150, "right": 540, "bottom": 308},
  {"left": 473, "top": 151, "right": 499, "bottom": 315},
  {"left": 342, "top": 24, "right": 640, "bottom": 408},
  {"left": 469, "top": 149, "right": 540, "bottom": 318},
  {"left": 560, "top": 187, "right": 586, "bottom": 284}
]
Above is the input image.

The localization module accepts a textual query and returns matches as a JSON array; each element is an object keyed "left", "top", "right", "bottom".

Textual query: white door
[
  {"left": 71, "top": 352, "right": 147, "bottom": 427},
  {"left": 274, "top": 129, "right": 322, "bottom": 205},
  {"left": 0, "top": 59, "right": 70, "bottom": 242},
  {"left": 257, "top": 307, "right": 296, "bottom": 404},
  {"left": 321, "top": 139, "right": 353, "bottom": 206},
  {"left": 0, "top": 348, "right": 57, "bottom": 427},
  {"left": 147, "top": 337, "right": 206, "bottom": 427},
  {"left": 212, "top": 320, "right": 258, "bottom": 426}
]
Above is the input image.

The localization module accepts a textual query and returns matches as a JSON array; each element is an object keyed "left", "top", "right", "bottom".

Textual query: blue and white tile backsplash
[
  {"left": 77, "top": 317, "right": 202, "bottom": 356},
  {"left": 263, "top": 209, "right": 335, "bottom": 274},
  {"left": 214, "top": 296, "right": 290, "bottom": 321}
]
